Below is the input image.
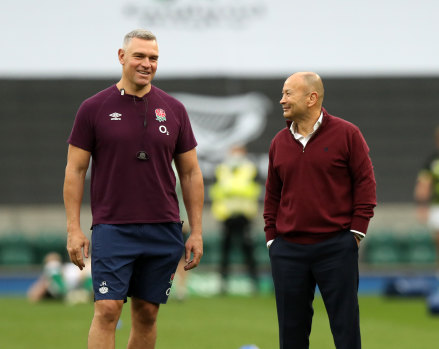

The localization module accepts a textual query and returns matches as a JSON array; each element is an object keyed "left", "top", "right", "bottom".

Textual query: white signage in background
[
  {"left": 0, "top": 0, "right": 438, "bottom": 77},
  {"left": 123, "top": 0, "right": 267, "bottom": 29},
  {"left": 172, "top": 92, "right": 272, "bottom": 178}
]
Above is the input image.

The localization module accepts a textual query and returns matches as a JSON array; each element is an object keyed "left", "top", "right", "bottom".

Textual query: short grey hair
[{"left": 123, "top": 29, "right": 157, "bottom": 49}]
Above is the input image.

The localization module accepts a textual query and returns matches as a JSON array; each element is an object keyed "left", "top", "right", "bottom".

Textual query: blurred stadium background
[{"left": 1, "top": 0, "right": 439, "bottom": 347}]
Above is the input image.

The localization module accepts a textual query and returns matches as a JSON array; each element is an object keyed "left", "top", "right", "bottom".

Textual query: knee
[
  {"left": 94, "top": 300, "right": 123, "bottom": 324},
  {"left": 132, "top": 300, "right": 159, "bottom": 327}
]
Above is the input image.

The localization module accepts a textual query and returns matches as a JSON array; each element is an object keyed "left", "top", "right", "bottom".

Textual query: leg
[
  {"left": 313, "top": 231, "right": 361, "bottom": 349},
  {"left": 175, "top": 256, "right": 188, "bottom": 300},
  {"left": 175, "top": 231, "right": 190, "bottom": 300},
  {"left": 124, "top": 223, "right": 182, "bottom": 347},
  {"left": 88, "top": 299, "right": 124, "bottom": 349},
  {"left": 240, "top": 220, "right": 259, "bottom": 291},
  {"left": 127, "top": 297, "right": 160, "bottom": 349},
  {"left": 270, "top": 237, "right": 315, "bottom": 349},
  {"left": 220, "top": 221, "right": 233, "bottom": 292},
  {"left": 27, "top": 276, "right": 50, "bottom": 302}
]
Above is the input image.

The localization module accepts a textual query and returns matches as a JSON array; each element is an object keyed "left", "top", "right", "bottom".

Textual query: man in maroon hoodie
[{"left": 264, "top": 72, "right": 376, "bottom": 349}]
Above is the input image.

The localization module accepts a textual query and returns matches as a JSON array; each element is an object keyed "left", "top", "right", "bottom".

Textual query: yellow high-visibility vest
[{"left": 210, "top": 159, "right": 261, "bottom": 221}]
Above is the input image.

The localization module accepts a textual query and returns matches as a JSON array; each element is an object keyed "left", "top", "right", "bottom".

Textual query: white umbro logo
[
  {"left": 109, "top": 112, "right": 122, "bottom": 121},
  {"left": 99, "top": 281, "right": 109, "bottom": 294}
]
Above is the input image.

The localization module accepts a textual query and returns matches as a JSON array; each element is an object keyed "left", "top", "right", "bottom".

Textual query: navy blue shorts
[{"left": 91, "top": 223, "right": 184, "bottom": 304}]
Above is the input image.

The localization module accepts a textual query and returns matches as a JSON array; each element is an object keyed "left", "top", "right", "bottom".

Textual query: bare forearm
[
  {"left": 63, "top": 145, "right": 91, "bottom": 269},
  {"left": 63, "top": 167, "right": 87, "bottom": 232},
  {"left": 180, "top": 169, "right": 204, "bottom": 235}
]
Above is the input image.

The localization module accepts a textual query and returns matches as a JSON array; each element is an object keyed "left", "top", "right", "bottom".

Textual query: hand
[
  {"left": 183, "top": 233, "right": 203, "bottom": 271},
  {"left": 354, "top": 235, "right": 360, "bottom": 247},
  {"left": 66, "top": 228, "right": 90, "bottom": 270}
]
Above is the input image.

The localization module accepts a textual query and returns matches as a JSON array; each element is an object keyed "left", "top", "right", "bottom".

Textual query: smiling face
[
  {"left": 279, "top": 75, "right": 311, "bottom": 121},
  {"left": 279, "top": 72, "right": 324, "bottom": 122},
  {"left": 118, "top": 37, "right": 159, "bottom": 94}
]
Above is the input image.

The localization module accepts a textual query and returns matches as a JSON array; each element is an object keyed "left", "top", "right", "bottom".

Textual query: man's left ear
[{"left": 308, "top": 92, "right": 318, "bottom": 106}]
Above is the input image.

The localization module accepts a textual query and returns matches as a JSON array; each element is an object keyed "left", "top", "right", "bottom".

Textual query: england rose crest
[{"left": 155, "top": 108, "right": 166, "bottom": 122}]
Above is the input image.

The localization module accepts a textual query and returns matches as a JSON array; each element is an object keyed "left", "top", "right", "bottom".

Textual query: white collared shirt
[{"left": 290, "top": 112, "right": 323, "bottom": 148}]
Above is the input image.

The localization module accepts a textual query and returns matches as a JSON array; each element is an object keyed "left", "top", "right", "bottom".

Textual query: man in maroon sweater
[{"left": 264, "top": 72, "right": 376, "bottom": 349}]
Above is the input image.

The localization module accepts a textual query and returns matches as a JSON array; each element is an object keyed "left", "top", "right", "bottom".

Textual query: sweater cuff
[
  {"left": 265, "top": 228, "right": 277, "bottom": 243},
  {"left": 351, "top": 216, "right": 370, "bottom": 235}
]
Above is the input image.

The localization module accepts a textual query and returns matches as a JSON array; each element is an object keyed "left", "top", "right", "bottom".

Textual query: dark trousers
[
  {"left": 269, "top": 231, "right": 361, "bottom": 349},
  {"left": 220, "top": 215, "right": 259, "bottom": 289}
]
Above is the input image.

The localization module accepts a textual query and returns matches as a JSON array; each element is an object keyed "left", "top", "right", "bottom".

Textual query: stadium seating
[
  {"left": 0, "top": 229, "right": 436, "bottom": 268},
  {"left": 0, "top": 233, "right": 35, "bottom": 265},
  {"left": 404, "top": 230, "right": 436, "bottom": 264},
  {"left": 32, "top": 231, "right": 68, "bottom": 264},
  {"left": 363, "top": 231, "right": 404, "bottom": 264},
  {"left": 200, "top": 231, "right": 268, "bottom": 266},
  {"left": 0, "top": 231, "right": 67, "bottom": 266},
  {"left": 200, "top": 233, "right": 221, "bottom": 265},
  {"left": 364, "top": 229, "right": 437, "bottom": 266}
]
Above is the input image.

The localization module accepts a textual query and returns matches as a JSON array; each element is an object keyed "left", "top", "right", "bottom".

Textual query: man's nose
[{"left": 141, "top": 57, "right": 151, "bottom": 67}]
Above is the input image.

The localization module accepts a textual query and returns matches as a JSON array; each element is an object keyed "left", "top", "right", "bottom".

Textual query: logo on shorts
[
  {"left": 165, "top": 273, "right": 175, "bottom": 296},
  {"left": 155, "top": 108, "right": 166, "bottom": 122},
  {"left": 99, "top": 281, "right": 109, "bottom": 294}
]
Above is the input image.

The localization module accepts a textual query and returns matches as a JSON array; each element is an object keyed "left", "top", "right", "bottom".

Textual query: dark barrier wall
[{"left": 1, "top": 77, "right": 438, "bottom": 204}]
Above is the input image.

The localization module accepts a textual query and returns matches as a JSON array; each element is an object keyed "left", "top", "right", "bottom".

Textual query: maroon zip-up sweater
[{"left": 263, "top": 108, "right": 376, "bottom": 244}]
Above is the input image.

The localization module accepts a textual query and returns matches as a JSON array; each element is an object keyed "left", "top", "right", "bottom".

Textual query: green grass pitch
[{"left": 1, "top": 295, "right": 438, "bottom": 348}]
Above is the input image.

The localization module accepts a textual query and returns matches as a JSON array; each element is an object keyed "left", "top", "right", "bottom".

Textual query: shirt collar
[{"left": 290, "top": 112, "right": 323, "bottom": 139}]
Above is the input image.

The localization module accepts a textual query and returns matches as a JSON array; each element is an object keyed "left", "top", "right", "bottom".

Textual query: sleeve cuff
[
  {"left": 265, "top": 228, "right": 277, "bottom": 243},
  {"left": 350, "top": 216, "right": 370, "bottom": 235},
  {"left": 351, "top": 230, "right": 365, "bottom": 241}
]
